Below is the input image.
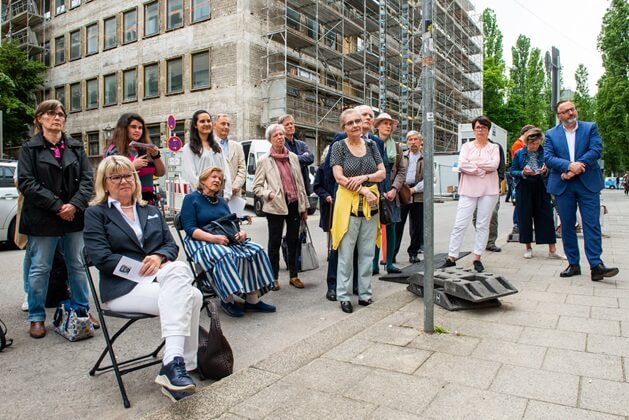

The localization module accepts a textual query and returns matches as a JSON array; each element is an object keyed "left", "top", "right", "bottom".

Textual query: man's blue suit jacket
[{"left": 543, "top": 121, "right": 604, "bottom": 196}]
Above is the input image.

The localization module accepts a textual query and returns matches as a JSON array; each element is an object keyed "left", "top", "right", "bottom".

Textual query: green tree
[
  {"left": 596, "top": 0, "right": 629, "bottom": 173},
  {"left": 481, "top": 9, "right": 508, "bottom": 127},
  {"left": 573, "top": 64, "right": 595, "bottom": 121},
  {"left": 0, "top": 41, "right": 47, "bottom": 148},
  {"left": 523, "top": 47, "right": 546, "bottom": 127}
]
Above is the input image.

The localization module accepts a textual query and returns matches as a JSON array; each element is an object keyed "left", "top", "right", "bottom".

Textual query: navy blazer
[
  {"left": 544, "top": 121, "right": 604, "bottom": 195},
  {"left": 83, "top": 203, "right": 179, "bottom": 303}
]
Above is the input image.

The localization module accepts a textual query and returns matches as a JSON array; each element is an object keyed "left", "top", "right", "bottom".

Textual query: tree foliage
[
  {"left": 0, "top": 41, "right": 47, "bottom": 148},
  {"left": 573, "top": 64, "right": 595, "bottom": 121},
  {"left": 595, "top": 0, "right": 629, "bottom": 173},
  {"left": 481, "top": 9, "right": 508, "bottom": 131}
]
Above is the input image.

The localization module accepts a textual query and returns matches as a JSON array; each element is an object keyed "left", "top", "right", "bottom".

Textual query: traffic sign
[
  {"left": 167, "top": 136, "right": 183, "bottom": 152},
  {"left": 167, "top": 114, "right": 176, "bottom": 131}
]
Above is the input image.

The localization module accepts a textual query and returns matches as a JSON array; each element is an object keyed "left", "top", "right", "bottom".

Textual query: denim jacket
[{"left": 511, "top": 145, "right": 548, "bottom": 189}]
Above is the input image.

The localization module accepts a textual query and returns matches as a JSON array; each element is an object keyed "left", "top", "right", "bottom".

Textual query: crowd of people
[{"left": 14, "top": 98, "right": 619, "bottom": 402}]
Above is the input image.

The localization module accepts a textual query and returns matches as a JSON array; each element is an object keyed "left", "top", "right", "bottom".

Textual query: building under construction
[{"left": 2, "top": 0, "right": 481, "bottom": 158}]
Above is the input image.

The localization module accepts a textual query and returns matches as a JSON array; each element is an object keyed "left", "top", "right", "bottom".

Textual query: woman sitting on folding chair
[
  {"left": 180, "top": 166, "right": 276, "bottom": 318},
  {"left": 83, "top": 155, "right": 202, "bottom": 402}
]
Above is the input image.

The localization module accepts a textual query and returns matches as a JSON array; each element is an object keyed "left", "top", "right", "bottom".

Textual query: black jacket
[{"left": 18, "top": 132, "right": 93, "bottom": 236}]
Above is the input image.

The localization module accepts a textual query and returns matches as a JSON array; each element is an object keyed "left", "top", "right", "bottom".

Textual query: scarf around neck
[{"left": 270, "top": 146, "right": 298, "bottom": 204}]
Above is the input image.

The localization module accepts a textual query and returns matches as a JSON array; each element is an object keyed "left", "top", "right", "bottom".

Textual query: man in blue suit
[{"left": 544, "top": 100, "right": 618, "bottom": 281}]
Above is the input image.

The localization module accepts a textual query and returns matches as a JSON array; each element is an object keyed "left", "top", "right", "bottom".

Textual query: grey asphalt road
[{"left": 0, "top": 197, "right": 514, "bottom": 419}]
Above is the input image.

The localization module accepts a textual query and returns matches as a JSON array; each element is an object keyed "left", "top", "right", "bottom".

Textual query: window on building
[
  {"left": 104, "top": 16, "right": 117, "bottom": 50},
  {"left": 123, "top": 68, "right": 137, "bottom": 102},
  {"left": 87, "top": 132, "right": 100, "bottom": 156},
  {"left": 55, "top": 0, "right": 65, "bottom": 15},
  {"left": 306, "top": 17, "right": 317, "bottom": 39},
  {"left": 103, "top": 73, "right": 117, "bottom": 106},
  {"left": 172, "top": 121, "right": 185, "bottom": 142},
  {"left": 43, "top": 0, "right": 51, "bottom": 16},
  {"left": 70, "top": 133, "right": 82, "bottom": 143},
  {"left": 144, "top": 1, "right": 159, "bottom": 37},
  {"left": 325, "top": 29, "right": 337, "bottom": 50},
  {"left": 70, "top": 30, "right": 81, "bottom": 60},
  {"left": 166, "top": 57, "right": 183, "bottom": 94},
  {"left": 70, "top": 0, "right": 80, "bottom": 8},
  {"left": 166, "top": 0, "right": 183, "bottom": 30},
  {"left": 86, "top": 78, "right": 98, "bottom": 109},
  {"left": 191, "top": 0, "right": 210, "bottom": 23},
  {"left": 43, "top": 41, "right": 50, "bottom": 66},
  {"left": 191, "top": 51, "right": 209, "bottom": 89},
  {"left": 146, "top": 125, "right": 161, "bottom": 147},
  {"left": 123, "top": 9, "right": 137, "bottom": 43},
  {"left": 70, "top": 82, "right": 81, "bottom": 112},
  {"left": 86, "top": 23, "right": 98, "bottom": 55},
  {"left": 54, "top": 35, "right": 65, "bottom": 65},
  {"left": 143, "top": 63, "right": 159, "bottom": 98},
  {"left": 55, "top": 86, "right": 65, "bottom": 108}
]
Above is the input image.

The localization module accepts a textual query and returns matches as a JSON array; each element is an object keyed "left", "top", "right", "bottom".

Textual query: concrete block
[
  {"left": 519, "top": 326, "right": 586, "bottom": 351},
  {"left": 580, "top": 378, "right": 629, "bottom": 417},
  {"left": 415, "top": 352, "right": 500, "bottom": 389},
  {"left": 557, "top": 316, "right": 620, "bottom": 336},
  {"left": 424, "top": 383, "right": 527, "bottom": 420},
  {"left": 408, "top": 331, "right": 480, "bottom": 356},
  {"left": 457, "top": 319, "right": 524, "bottom": 342},
  {"left": 281, "top": 358, "right": 372, "bottom": 394},
  {"left": 524, "top": 400, "right": 623, "bottom": 420},
  {"left": 591, "top": 307, "right": 629, "bottom": 322},
  {"left": 352, "top": 342, "right": 432, "bottom": 374},
  {"left": 587, "top": 334, "right": 629, "bottom": 357},
  {"left": 543, "top": 348, "right": 623, "bottom": 381},
  {"left": 344, "top": 370, "right": 444, "bottom": 415},
  {"left": 566, "top": 295, "right": 618, "bottom": 308},
  {"left": 490, "top": 365, "right": 579, "bottom": 406},
  {"left": 471, "top": 338, "right": 546, "bottom": 368}
]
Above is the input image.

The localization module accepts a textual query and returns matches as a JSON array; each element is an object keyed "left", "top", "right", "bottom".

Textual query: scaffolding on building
[
  {"left": 261, "top": 0, "right": 481, "bottom": 155},
  {"left": 1, "top": 0, "right": 46, "bottom": 60}
]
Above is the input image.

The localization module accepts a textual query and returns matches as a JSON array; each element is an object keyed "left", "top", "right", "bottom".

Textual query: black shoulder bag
[
  {"left": 0, "top": 317, "right": 13, "bottom": 352},
  {"left": 201, "top": 213, "right": 246, "bottom": 245}
]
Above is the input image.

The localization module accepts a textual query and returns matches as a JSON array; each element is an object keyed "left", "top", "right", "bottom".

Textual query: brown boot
[
  {"left": 29, "top": 321, "right": 46, "bottom": 339},
  {"left": 272, "top": 280, "right": 280, "bottom": 291},
  {"left": 289, "top": 277, "right": 304, "bottom": 289}
]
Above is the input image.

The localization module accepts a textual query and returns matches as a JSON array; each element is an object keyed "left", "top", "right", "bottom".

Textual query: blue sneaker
[
  {"left": 220, "top": 301, "right": 244, "bottom": 317},
  {"left": 155, "top": 356, "right": 196, "bottom": 393},
  {"left": 244, "top": 301, "right": 276, "bottom": 313},
  {"left": 161, "top": 386, "right": 193, "bottom": 403}
]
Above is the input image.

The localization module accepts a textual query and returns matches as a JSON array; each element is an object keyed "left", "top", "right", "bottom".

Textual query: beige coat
[
  {"left": 253, "top": 151, "right": 309, "bottom": 215},
  {"left": 226, "top": 140, "right": 246, "bottom": 194}
]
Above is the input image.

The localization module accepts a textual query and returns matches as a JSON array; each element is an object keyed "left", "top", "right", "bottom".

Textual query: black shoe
[
  {"left": 473, "top": 260, "right": 484, "bottom": 273},
  {"left": 340, "top": 301, "right": 353, "bottom": 313},
  {"left": 386, "top": 266, "right": 402, "bottom": 274},
  {"left": 220, "top": 301, "right": 244, "bottom": 317},
  {"left": 244, "top": 301, "right": 276, "bottom": 313},
  {"left": 442, "top": 258, "right": 456, "bottom": 268},
  {"left": 372, "top": 267, "right": 380, "bottom": 275},
  {"left": 358, "top": 299, "right": 373, "bottom": 306},
  {"left": 326, "top": 289, "right": 337, "bottom": 301},
  {"left": 560, "top": 264, "right": 581, "bottom": 278},
  {"left": 155, "top": 357, "right": 196, "bottom": 393},
  {"left": 409, "top": 254, "right": 421, "bottom": 264},
  {"left": 591, "top": 264, "right": 619, "bottom": 281},
  {"left": 486, "top": 244, "right": 501, "bottom": 252},
  {"left": 392, "top": 257, "right": 397, "bottom": 264}
]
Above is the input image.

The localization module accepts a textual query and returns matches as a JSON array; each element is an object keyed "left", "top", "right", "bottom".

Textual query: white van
[{"left": 241, "top": 139, "right": 317, "bottom": 216}]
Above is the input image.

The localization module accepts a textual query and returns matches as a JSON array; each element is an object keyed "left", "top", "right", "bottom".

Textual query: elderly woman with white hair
[{"left": 253, "top": 123, "right": 309, "bottom": 291}]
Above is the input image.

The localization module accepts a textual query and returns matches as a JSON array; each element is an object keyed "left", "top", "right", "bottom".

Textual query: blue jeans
[
  {"left": 23, "top": 241, "right": 31, "bottom": 294},
  {"left": 27, "top": 232, "right": 89, "bottom": 322}
]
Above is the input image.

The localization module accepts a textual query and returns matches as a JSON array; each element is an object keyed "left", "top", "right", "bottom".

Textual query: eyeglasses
[
  {"left": 106, "top": 173, "right": 136, "bottom": 184},
  {"left": 558, "top": 107, "right": 576, "bottom": 115},
  {"left": 473, "top": 125, "right": 489, "bottom": 131},
  {"left": 45, "top": 110, "right": 66, "bottom": 119},
  {"left": 344, "top": 118, "right": 363, "bottom": 127}
]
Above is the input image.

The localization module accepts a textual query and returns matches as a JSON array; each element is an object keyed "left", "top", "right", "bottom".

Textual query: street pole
[{"left": 421, "top": 0, "right": 435, "bottom": 333}]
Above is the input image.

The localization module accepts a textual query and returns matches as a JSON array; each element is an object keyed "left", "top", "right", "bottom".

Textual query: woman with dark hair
[
  {"left": 18, "top": 99, "right": 94, "bottom": 338},
  {"left": 104, "top": 113, "right": 166, "bottom": 204},
  {"left": 181, "top": 110, "right": 232, "bottom": 197}
]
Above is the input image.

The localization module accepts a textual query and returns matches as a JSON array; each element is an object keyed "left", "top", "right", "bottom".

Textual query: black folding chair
[
  {"left": 173, "top": 213, "right": 217, "bottom": 305},
  {"left": 81, "top": 248, "right": 164, "bottom": 409}
]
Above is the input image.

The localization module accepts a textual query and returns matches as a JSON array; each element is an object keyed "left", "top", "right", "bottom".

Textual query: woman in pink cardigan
[{"left": 444, "top": 116, "right": 500, "bottom": 272}]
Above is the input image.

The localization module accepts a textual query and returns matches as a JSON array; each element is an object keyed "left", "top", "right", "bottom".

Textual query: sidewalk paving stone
[
  {"left": 523, "top": 400, "right": 623, "bottom": 420},
  {"left": 471, "top": 338, "right": 547, "bottom": 368},
  {"left": 322, "top": 337, "right": 373, "bottom": 363},
  {"left": 595, "top": 288, "right": 629, "bottom": 298},
  {"left": 557, "top": 316, "right": 621, "bottom": 336},
  {"left": 622, "top": 321, "right": 629, "bottom": 338},
  {"left": 490, "top": 364, "right": 579, "bottom": 406},
  {"left": 547, "top": 284, "right": 594, "bottom": 296},
  {"left": 591, "top": 306, "right": 629, "bottom": 322},
  {"left": 351, "top": 342, "right": 432, "bottom": 374},
  {"left": 511, "top": 290, "right": 567, "bottom": 303},
  {"left": 408, "top": 331, "right": 480, "bottom": 356},
  {"left": 542, "top": 348, "right": 623, "bottom": 381},
  {"left": 414, "top": 352, "right": 500, "bottom": 389},
  {"left": 456, "top": 319, "right": 524, "bottom": 342},
  {"left": 423, "top": 383, "right": 527, "bottom": 420},
  {"left": 367, "top": 406, "right": 430, "bottom": 420},
  {"left": 488, "top": 308, "right": 559, "bottom": 329},
  {"left": 356, "top": 320, "right": 420, "bottom": 346},
  {"left": 281, "top": 358, "right": 373, "bottom": 394},
  {"left": 566, "top": 294, "right": 619, "bottom": 308},
  {"left": 580, "top": 378, "right": 629, "bottom": 417},
  {"left": 518, "top": 326, "right": 586, "bottom": 351},
  {"left": 624, "top": 358, "right": 629, "bottom": 382},
  {"left": 534, "top": 301, "right": 591, "bottom": 317},
  {"left": 587, "top": 334, "right": 629, "bottom": 357}
]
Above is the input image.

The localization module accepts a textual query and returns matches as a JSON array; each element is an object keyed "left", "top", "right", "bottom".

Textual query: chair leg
[{"left": 96, "top": 318, "right": 134, "bottom": 408}]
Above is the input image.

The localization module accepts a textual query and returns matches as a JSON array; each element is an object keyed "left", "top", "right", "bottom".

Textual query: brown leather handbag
[
  {"left": 399, "top": 184, "right": 412, "bottom": 205},
  {"left": 197, "top": 301, "right": 234, "bottom": 380}
]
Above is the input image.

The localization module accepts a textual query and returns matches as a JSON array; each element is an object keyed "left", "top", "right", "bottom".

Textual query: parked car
[
  {"left": 0, "top": 160, "right": 18, "bottom": 248},
  {"left": 604, "top": 177, "right": 619, "bottom": 189}
]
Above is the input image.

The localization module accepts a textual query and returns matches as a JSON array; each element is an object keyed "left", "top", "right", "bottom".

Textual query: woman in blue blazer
[{"left": 83, "top": 156, "right": 202, "bottom": 402}]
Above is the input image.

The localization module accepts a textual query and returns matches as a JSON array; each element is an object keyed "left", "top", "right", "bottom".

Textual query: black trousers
[
  {"left": 267, "top": 201, "right": 301, "bottom": 279},
  {"left": 394, "top": 201, "right": 424, "bottom": 259},
  {"left": 516, "top": 177, "right": 556, "bottom": 244}
]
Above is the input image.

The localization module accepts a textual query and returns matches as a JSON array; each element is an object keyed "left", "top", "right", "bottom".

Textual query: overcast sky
[{"left": 471, "top": 0, "right": 609, "bottom": 94}]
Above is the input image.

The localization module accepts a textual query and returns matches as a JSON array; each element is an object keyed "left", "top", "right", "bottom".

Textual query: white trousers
[
  {"left": 105, "top": 261, "right": 203, "bottom": 370},
  {"left": 448, "top": 194, "right": 499, "bottom": 258}
]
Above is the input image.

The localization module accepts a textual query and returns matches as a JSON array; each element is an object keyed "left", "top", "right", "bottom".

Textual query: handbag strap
[{"left": 301, "top": 220, "right": 313, "bottom": 244}]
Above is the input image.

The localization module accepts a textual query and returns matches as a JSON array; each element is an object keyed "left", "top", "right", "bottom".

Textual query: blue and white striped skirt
[{"left": 184, "top": 238, "right": 274, "bottom": 301}]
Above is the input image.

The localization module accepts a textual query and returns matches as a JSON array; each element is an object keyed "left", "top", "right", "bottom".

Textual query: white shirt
[
  {"left": 562, "top": 122, "right": 579, "bottom": 162},
  {"left": 108, "top": 197, "right": 143, "bottom": 243},
  {"left": 405, "top": 151, "right": 424, "bottom": 193},
  {"left": 217, "top": 137, "right": 229, "bottom": 157},
  {"left": 181, "top": 143, "right": 233, "bottom": 199}
]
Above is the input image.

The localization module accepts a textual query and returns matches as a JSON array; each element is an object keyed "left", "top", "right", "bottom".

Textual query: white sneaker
[
  {"left": 21, "top": 293, "right": 28, "bottom": 312},
  {"left": 523, "top": 250, "right": 533, "bottom": 259},
  {"left": 548, "top": 251, "right": 567, "bottom": 260}
]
